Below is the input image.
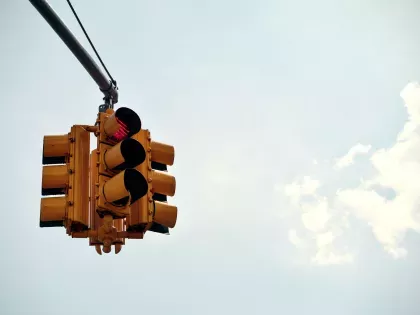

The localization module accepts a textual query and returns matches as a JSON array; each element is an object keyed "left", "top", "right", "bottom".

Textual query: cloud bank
[{"left": 282, "top": 82, "right": 420, "bottom": 265}]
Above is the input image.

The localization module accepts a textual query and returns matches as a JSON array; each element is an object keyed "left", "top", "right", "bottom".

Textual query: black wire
[{"left": 66, "top": 0, "right": 117, "bottom": 88}]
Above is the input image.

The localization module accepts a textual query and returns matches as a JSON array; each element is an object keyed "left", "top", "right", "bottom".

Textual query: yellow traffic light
[
  {"left": 150, "top": 140, "right": 177, "bottom": 232},
  {"left": 40, "top": 126, "right": 90, "bottom": 233},
  {"left": 127, "top": 131, "right": 177, "bottom": 234},
  {"left": 40, "top": 106, "right": 179, "bottom": 254},
  {"left": 94, "top": 107, "right": 149, "bottom": 219},
  {"left": 39, "top": 107, "right": 179, "bottom": 254}
]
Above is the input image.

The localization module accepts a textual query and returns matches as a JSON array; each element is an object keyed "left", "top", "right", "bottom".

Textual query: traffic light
[
  {"left": 39, "top": 106, "right": 178, "bottom": 254},
  {"left": 94, "top": 107, "right": 149, "bottom": 219},
  {"left": 127, "top": 131, "right": 177, "bottom": 234},
  {"left": 40, "top": 126, "right": 90, "bottom": 233},
  {"left": 89, "top": 148, "right": 125, "bottom": 253},
  {"left": 149, "top": 140, "right": 178, "bottom": 234}
]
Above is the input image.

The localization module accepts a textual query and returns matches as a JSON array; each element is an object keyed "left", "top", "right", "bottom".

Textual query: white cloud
[
  {"left": 316, "top": 231, "right": 335, "bottom": 248},
  {"left": 335, "top": 188, "right": 417, "bottom": 259},
  {"left": 312, "top": 248, "right": 354, "bottom": 265},
  {"left": 334, "top": 143, "right": 372, "bottom": 170},
  {"left": 335, "top": 82, "right": 420, "bottom": 258},
  {"left": 301, "top": 197, "right": 330, "bottom": 233},
  {"left": 282, "top": 82, "right": 420, "bottom": 264},
  {"left": 284, "top": 176, "right": 321, "bottom": 207},
  {"left": 288, "top": 229, "right": 305, "bottom": 248},
  {"left": 402, "top": 82, "right": 420, "bottom": 124},
  {"left": 283, "top": 176, "right": 353, "bottom": 265}
]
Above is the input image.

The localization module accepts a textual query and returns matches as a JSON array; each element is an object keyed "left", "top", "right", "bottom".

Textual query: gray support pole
[{"left": 29, "top": 0, "right": 118, "bottom": 106}]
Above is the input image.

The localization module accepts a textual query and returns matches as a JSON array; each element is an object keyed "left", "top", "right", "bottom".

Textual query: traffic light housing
[
  {"left": 40, "top": 106, "right": 178, "bottom": 254},
  {"left": 127, "top": 132, "right": 177, "bottom": 234},
  {"left": 149, "top": 140, "right": 177, "bottom": 234},
  {"left": 94, "top": 107, "right": 149, "bottom": 219},
  {"left": 40, "top": 126, "right": 90, "bottom": 233}
]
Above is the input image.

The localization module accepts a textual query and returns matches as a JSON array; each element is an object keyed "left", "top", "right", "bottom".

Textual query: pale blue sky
[{"left": 1, "top": 0, "right": 420, "bottom": 314}]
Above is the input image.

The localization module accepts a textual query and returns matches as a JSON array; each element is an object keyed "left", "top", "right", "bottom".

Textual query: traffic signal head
[
  {"left": 95, "top": 107, "right": 149, "bottom": 218},
  {"left": 40, "top": 126, "right": 90, "bottom": 232},
  {"left": 40, "top": 106, "right": 179, "bottom": 253},
  {"left": 150, "top": 140, "right": 177, "bottom": 231},
  {"left": 127, "top": 131, "right": 178, "bottom": 234}
]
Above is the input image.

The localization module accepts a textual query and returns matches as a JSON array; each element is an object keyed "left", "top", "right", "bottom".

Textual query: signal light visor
[
  {"left": 42, "top": 134, "right": 69, "bottom": 164},
  {"left": 103, "top": 169, "right": 149, "bottom": 207},
  {"left": 154, "top": 201, "right": 177, "bottom": 228},
  {"left": 40, "top": 197, "right": 66, "bottom": 227},
  {"left": 104, "top": 138, "right": 146, "bottom": 171},
  {"left": 42, "top": 165, "right": 68, "bottom": 195},
  {"left": 104, "top": 107, "right": 141, "bottom": 141}
]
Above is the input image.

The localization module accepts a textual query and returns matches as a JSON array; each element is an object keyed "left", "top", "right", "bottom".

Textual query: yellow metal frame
[{"left": 66, "top": 125, "right": 90, "bottom": 234}]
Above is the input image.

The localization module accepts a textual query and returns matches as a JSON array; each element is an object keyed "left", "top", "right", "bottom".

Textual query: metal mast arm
[{"left": 29, "top": 0, "right": 118, "bottom": 107}]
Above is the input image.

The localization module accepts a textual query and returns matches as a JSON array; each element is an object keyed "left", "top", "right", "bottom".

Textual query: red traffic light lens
[
  {"left": 113, "top": 117, "right": 130, "bottom": 141},
  {"left": 104, "top": 107, "right": 141, "bottom": 141}
]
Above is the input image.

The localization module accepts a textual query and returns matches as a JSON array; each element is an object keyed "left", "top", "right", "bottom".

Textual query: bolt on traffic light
[
  {"left": 40, "top": 126, "right": 90, "bottom": 233},
  {"left": 94, "top": 107, "right": 149, "bottom": 219},
  {"left": 127, "top": 131, "right": 177, "bottom": 234}
]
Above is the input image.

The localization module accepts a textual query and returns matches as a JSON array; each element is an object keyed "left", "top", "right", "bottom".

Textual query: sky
[{"left": 1, "top": 0, "right": 420, "bottom": 314}]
